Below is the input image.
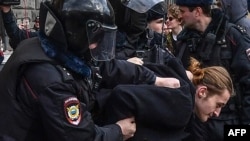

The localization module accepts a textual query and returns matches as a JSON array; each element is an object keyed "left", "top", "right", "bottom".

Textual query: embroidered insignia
[
  {"left": 64, "top": 97, "right": 81, "bottom": 125},
  {"left": 246, "top": 48, "right": 250, "bottom": 61}
]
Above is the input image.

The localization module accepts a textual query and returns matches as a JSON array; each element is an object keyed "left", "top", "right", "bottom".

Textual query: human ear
[{"left": 198, "top": 86, "right": 207, "bottom": 98}]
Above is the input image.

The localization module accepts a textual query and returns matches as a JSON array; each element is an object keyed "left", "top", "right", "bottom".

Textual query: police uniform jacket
[
  {"left": 0, "top": 34, "right": 157, "bottom": 141},
  {"left": 0, "top": 3, "right": 157, "bottom": 140},
  {"left": 175, "top": 8, "right": 250, "bottom": 140}
]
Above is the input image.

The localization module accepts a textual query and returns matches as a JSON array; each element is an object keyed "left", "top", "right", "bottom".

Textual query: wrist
[{"left": 154, "top": 76, "right": 160, "bottom": 86}]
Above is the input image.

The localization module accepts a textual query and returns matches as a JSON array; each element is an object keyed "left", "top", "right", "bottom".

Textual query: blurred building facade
[{"left": 0, "top": 0, "right": 42, "bottom": 51}]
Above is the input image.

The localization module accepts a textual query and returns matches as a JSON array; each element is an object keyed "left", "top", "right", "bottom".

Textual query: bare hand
[
  {"left": 127, "top": 57, "right": 143, "bottom": 65},
  {"left": 0, "top": 5, "right": 11, "bottom": 13},
  {"left": 186, "top": 70, "right": 193, "bottom": 81},
  {"left": 154, "top": 77, "right": 180, "bottom": 88},
  {"left": 116, "top": 117, "right": 136, "bottom": 141}
]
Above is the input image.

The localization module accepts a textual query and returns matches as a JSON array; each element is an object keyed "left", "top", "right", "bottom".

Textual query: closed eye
[{"left": 216, "top": 103, "right": 226, "bottom": 109}]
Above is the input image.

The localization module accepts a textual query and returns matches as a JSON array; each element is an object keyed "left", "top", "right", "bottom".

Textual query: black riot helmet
[
  {"left": 43, "top": 0, "right": 117, "bottom": 61},
  {"left": 121, "top": 0, "right": 165, "bottom": 13},
  {"left": 147, "top": 1, "right": 167, "bottom": 22}
]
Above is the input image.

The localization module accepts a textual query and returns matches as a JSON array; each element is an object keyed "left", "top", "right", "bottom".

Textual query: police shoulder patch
[{"left": 64, "top": 97, "right": 82, "bottom": 125}]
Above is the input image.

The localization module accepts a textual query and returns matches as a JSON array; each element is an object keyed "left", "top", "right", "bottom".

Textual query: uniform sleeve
[
  {"left": 99, "top": 59, "right": 156, "bottom": 88},
  {"left": 1, "top": 10, "right": 38, "bottom": 50},
  {"left": 94, "top": 124, "right": 123, "bottom": 141},
  {"left": 228, "top": 27, "right": 250, "bottom": 124},
  {"left": 21, "top": 63, "right": 123, "bottom": 141}
]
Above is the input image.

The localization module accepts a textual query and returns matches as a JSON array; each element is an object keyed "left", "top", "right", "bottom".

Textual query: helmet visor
[
  {"left": 122, "top": 0, "right": 164, "bottom": 13},
  {"left": 86, "top": 20, "right": 117, "bottom": 61}
]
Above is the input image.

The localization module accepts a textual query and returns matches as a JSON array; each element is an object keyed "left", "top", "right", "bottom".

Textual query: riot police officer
[
  {"left": 0, "top": 0, "right": 180, "bottom": 141},
  {"left": 112, "top": 0, "right": 176, "bottom": 66}
]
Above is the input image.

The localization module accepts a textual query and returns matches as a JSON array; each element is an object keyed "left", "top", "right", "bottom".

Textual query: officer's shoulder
[
  {"left": 227, "top": 23, "right": 247, "bottom": 34},
  {"left": 27, "top": 63, "right": 74, "bottom": 83},
  {"left": 54, "top": 65, "right": 74, "bottom": 82}
]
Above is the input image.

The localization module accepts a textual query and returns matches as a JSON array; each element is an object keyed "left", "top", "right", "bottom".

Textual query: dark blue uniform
[
  {"left": 0, "top": 1, "right": 159, "bottom": 140},
  {"left": 175, "top": 8, "right": 250, "bottom": 141}
]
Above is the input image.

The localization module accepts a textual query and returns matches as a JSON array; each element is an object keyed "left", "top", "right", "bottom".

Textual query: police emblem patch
[
  {"left": 64, "top": 97, "right": 81, "bottom": 125},
  {"left": 246, "top": 48, "right": 250, "bottom": 61}
]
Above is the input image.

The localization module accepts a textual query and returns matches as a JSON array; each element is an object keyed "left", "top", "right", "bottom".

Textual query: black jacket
[
  {"left": 0, "top": 36, "right": 157, "bottom": 141},
  {"left": 176, "top": 9, "right": 250, "bottom": 141},
  {"left": 0, "top": 1, "right": 159, "bottom": 140},
  {"left": 98, "top": 59, "right": 196, "bottom": 141}
]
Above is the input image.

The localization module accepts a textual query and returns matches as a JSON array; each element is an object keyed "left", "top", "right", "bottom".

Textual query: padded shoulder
[
  {"left": 54, "top": 65, "right": 74, "bottom": 82},
  {"left": 227, "top": 23, "right": 248, "bottom": 34}
]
